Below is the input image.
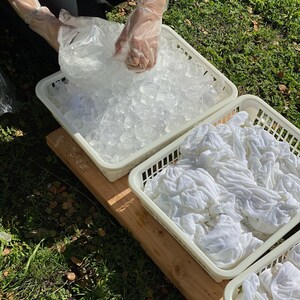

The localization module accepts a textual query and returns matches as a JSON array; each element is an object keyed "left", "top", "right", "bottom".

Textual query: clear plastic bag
[{"left": 0, "top": 69, "right": 16, "bottom": 116}]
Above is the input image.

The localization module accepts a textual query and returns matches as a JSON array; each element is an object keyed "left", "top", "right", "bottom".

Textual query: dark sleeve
[{"left": 0, "top": 1, "right": 59, "bottom": 69}]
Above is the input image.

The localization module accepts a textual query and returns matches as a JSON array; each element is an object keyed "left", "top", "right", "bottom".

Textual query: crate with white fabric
[
  {"left": 224, "top": 230, "right": 300, "bottom": 299},
  {"left": 128, "top": 94, "right": 300, "bottom": 282},
  {"left": 35, "top": 19, "right": 237, "bottom": 182}
]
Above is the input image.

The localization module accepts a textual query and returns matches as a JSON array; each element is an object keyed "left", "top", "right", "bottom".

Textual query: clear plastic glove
[
  {"left": 114, "top": 0, "right": 167, "bottom": 73},
  {"left": 8, "top": 0, "right": 63, "bottom": 51}
]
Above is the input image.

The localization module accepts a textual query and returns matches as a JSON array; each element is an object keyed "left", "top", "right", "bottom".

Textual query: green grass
[
  {"left": 1, "top": 0, "right": 300, "bottom": 299},
  {"left": 108, "top": 0, "right": 300, "bottom": 127},
  {"left": 0, "top": 179, "right": 180, "bottom": 299},
  {"left": 162, "top": 0, "right": 300, "bottom": 127},
  {"left": 0, "top": 21, "right": 181, "bottom": 299}
]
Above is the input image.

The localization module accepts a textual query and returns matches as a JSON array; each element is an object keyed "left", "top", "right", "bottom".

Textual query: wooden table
[{"left": 47, "top": 127, "right": 228, "bottom": 300}]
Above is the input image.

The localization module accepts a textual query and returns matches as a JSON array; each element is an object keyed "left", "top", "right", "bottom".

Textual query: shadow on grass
[
  {"left": 0, "top": 23, "right": 183, "bottom": 299},
  {"left": 0, "top": 123, "right": 184, "bottom": 299}
]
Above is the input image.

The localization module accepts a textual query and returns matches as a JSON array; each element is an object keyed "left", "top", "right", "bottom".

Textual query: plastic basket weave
[
  {"left": 35, "top": 24, "right": 237, "bottom": 182},
  {"left": 224, "top": 230, "right": 300, "bottom": 299},
  {"left": 128, "top": 94, "right": 300, "bottom": 282}
]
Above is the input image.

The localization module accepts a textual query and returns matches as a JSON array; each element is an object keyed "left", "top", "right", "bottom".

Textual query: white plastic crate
[
  {"left": 128, "top": 94, "right": 300, "bottom": 282},
  {"left": 224, "top": 230, "right": 300, "bottom": 299},
  {"left": 35, "top": 24, "right": 237, "bottom": 182}
]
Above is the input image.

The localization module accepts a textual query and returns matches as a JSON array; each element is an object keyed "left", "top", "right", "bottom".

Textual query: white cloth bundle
[
  {"left": 239, "top": 259, "right": 300, "bottom": 300},
  {"left": 144, "top": 112, "right": 300, "bottom": 268},
  {"left": 236, "top": 273, "right": 268, "bottom": 300},
  {"left": 259, "top": 261, "right": 300, "bottom": 299},
  {"left": 287, "top": 243, "right": 300, "bottom": 269}
]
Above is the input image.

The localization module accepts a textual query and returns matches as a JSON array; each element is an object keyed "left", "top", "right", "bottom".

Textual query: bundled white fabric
[
  {"left": 144, "top": 166, "right": 221, "bottom": 238},
  {"left": 236, "top": 273, "right": 268, "bottom": 300},
  {"left": 235, "top": 241, "right": 300, "bottom": 300},
  {"left": 259, "top": 261, "right": 300, "bottom": 299},
  {"left": 178, "top": 112, "right": 300, "bottom": 236},
  {"left": 215, "top": 160, "right": 299, "bottom": 236},
  {"left": 144, "top": 112, "right": 300, "bottom": 268},
  {"left": 237, "top": 260, "right": 300, "bottom": 299},
  {"left": 144, "top": 165, "right": 262, "bottom": 268},
  {"left": 200, "top": 214, "right": 262, "bottom": 269},
  {"left": 287, "top": 243, "right": 300, "bottom": 269}
]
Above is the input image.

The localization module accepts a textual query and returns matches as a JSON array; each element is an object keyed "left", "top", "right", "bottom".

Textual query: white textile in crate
[
  {"left": 237, "top": 259, "right": 300, "bottom": 300},
  {"left": 144, "top": 112, "right": 300, "bottom": 269},
  {"left": 223, "top": 230, "right": 300, "bottom": 298}
]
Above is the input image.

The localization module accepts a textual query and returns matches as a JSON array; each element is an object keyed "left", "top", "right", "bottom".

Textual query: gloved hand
[
  {"left": 114, "top": 0, "right": 168, "bottom": 73},
  {"left": 8, "top": 0, "right": 63, "bottom": 51}
]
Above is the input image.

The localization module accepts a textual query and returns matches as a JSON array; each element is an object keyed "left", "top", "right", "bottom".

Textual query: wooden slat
[{"left": 46, "top": 127, "right": 228, "bottom": 300}]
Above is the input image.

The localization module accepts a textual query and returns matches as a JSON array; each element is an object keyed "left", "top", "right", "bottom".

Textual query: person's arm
[
  {"left": 8, "top": 0, "right": 62, "bottom": 51},
  {"left": 114, "top": 0, "right": 168, "bottom": 73}
]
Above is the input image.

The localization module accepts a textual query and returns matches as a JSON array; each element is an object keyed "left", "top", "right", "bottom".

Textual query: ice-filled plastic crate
[
  {"left": 128, "top": 94, "right": 300, "bottom": 282},
  {"left": 224, "top": 230, "right": 300, "bottom": 299},
  {"left": 35, "top": 24, "right": 237, "bottom": 182}
]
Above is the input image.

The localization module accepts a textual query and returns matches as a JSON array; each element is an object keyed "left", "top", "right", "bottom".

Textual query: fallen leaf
[
  {"left": 279, "top": 84, "right": 288, "bottom": 93},
  {"left": 15, "top": 130, "right": 24, "bottom": 137},
  {"left": 247, "top": 6, "right": 253, "bottom": 14},
  {"left": 5, "top": 292, "right": 14, "bottom": 300},
  {"left": 71, "top": 256, "right": 82, "bottom": 266},
  {"left": 98, "top": 228, "right": 106, "bottom": 237},
  {"left": 66, "top": 272, "right": 76, "bottom": 281},
  {"left": 2, "top": 248, "right": 11, "bottom": 256},
  {"left": 277, "top": 71, "right": 284, "bottom": 79},
  {"left": 62, "top": 200, "right": 74, "bottom": 210},
  {"left": 184, "top": 19, "right": 192, "bottom": 27},
  {"left": 293, "top": 42, "right": 300, "bottom": 51},
  {"left": 56, "top": 242, "right": 66, "bottom": 253},
  {"left": 252, "top": 20, "right": 259, "bottom": 31},
  {"left": 199, "top": 26, "right": 208, "bottom": 35}
]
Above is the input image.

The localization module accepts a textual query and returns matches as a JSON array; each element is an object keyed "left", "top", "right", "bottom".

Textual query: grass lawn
[{"left": 0, "top": 0, "right": 299, "bottom": 299}]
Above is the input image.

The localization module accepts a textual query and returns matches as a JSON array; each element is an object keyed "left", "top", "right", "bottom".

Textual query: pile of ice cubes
[{"left": 49, "top": 18, "right": 225, "bottom": 164}]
